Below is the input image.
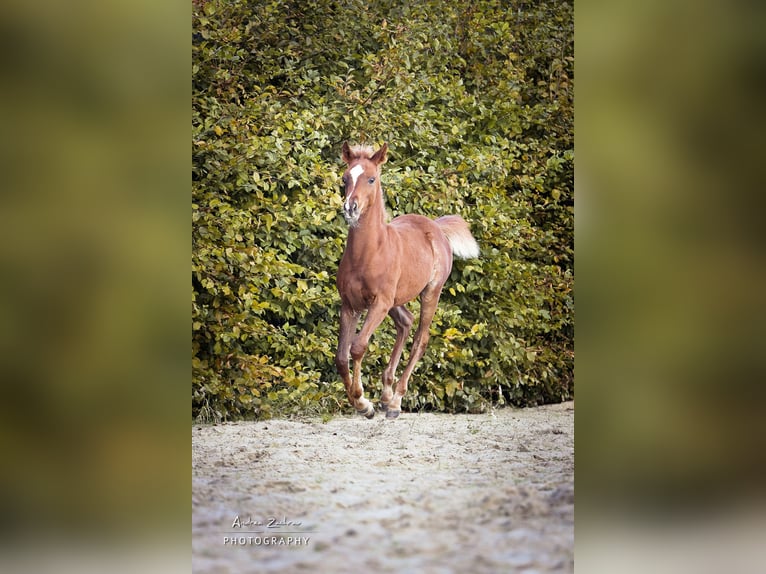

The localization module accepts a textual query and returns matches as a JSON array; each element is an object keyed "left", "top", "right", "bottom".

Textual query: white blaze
[
  {"left": 345, "top": 164, "right": 365, "bottom": 211},
  {"left": 349, "top": 164, "right": 364, "bottom": 186}
]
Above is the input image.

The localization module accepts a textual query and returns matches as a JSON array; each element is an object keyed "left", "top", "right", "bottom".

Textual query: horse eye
[{"left": 368, "top": 177, "right": 376, "bottom": 184}]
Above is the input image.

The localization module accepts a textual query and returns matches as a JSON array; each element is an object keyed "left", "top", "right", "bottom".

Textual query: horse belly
[{"left": 392, "top": 241, "right": 437, "bottom": 305}]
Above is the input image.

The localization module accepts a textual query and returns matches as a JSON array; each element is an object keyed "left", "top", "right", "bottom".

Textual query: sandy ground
[{"left": 192, "top": 402, "right": 574, "bottom": 573}]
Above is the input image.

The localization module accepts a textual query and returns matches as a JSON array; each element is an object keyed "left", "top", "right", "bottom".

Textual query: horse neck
[{"left": 347, "top": 186, "right": 387, "bottom": 251}]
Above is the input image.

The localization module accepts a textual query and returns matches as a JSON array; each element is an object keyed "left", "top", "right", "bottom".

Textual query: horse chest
[{"left": 338, "top": 263, "right": 390, "bottom": 311}]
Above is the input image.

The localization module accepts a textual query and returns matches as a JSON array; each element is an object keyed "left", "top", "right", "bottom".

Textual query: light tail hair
[{"left": 435, "top": 215, "right": 480, "bottom": 259}]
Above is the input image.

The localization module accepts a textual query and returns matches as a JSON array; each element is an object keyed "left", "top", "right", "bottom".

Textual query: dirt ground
[{"left": 192, "top": 401, "right": 574, "bottom": 573}]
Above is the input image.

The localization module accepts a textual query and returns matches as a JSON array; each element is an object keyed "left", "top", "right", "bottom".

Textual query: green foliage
[{"left": 192, "top": 0, "right": 573, "bottom": 420}]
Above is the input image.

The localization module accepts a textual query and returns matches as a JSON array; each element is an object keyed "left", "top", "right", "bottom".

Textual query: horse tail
[{"left": 435, "top": 215, "right": 480, "bottom": 260}]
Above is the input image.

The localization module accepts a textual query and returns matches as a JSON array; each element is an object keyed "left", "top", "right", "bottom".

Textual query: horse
[{"left": 335, "top": 142, "right": 480, "bottom": 419}]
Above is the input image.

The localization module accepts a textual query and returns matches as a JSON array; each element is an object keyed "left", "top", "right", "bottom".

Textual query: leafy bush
[{"left": 192, "top": 0, "right": 573, "bottom": 420}]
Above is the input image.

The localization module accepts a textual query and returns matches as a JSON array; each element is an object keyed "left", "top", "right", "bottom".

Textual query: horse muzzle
[{"left": 343, "top": 199, "right": 360, "bottom": 225}]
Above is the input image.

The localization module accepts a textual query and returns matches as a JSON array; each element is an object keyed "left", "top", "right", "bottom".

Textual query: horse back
[{"left": 389, "top": 214, "right": 451, "bottom": 255}]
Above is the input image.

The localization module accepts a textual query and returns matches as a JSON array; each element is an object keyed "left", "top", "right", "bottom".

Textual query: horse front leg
[
  {"left": 335, "top": 305, "right": 360, "bottom": 412},
  {"left": 348, "top": 302, "right": 391, "bottom": 419}
]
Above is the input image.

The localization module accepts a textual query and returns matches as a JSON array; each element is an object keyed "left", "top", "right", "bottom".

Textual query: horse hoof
[
  {"left": 357, "top": 405, "right": 375, "bottom": 419},
  {"left": 385, "top": 409, "right": 401, "bottom": 419},
  {"left": 379, "top": 402, "right": 389, "bottom": 412}
]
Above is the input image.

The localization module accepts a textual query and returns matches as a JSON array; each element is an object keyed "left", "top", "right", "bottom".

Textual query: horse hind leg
[
  {"left": 386, "top": 288, "right": 443, "bottom": 419},
  {"left": 381, "top": 306, "right": 414, "bottom": 411}
]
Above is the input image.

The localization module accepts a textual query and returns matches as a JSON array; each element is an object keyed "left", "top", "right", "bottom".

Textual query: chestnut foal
[{"left": 335, "top": 142, "right": 479, "bottom": 419}]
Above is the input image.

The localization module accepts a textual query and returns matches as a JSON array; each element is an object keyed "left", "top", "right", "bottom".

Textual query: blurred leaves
[
  {"left": 576, "top": 0, "right": 766, "bottom": 516},
  {"left": 0, "top": 0, "right": 188, "bottom": 544},
  {"left": 192, "top": 0, "right": 573, "bottom": 420},
  {"left": 574, "top": 0, "right": 766, "bottom": 570}
]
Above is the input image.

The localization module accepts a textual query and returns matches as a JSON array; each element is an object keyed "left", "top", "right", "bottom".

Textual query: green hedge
[{"left": 192, "top": 0, "right": 573, "bottom": 420}]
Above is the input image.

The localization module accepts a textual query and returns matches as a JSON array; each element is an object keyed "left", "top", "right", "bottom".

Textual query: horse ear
[
  {"left": 371, "top": 143, "right": 388, "bottom": 165},
  {"left": 341, "top": 141, "right": 352, "bottom": 164}
]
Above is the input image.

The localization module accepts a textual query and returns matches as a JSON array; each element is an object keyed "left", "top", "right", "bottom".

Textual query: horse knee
[
  {"left": 350, "top": 340, "right": 367, "bottom": 362},
  {"left": 335, "top": 354, "right": 349, "bottom": 375}
]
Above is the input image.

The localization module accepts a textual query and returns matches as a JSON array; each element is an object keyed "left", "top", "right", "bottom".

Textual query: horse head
[{"left": 340, "top": 142, "right": 388, "bottom": 226}]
